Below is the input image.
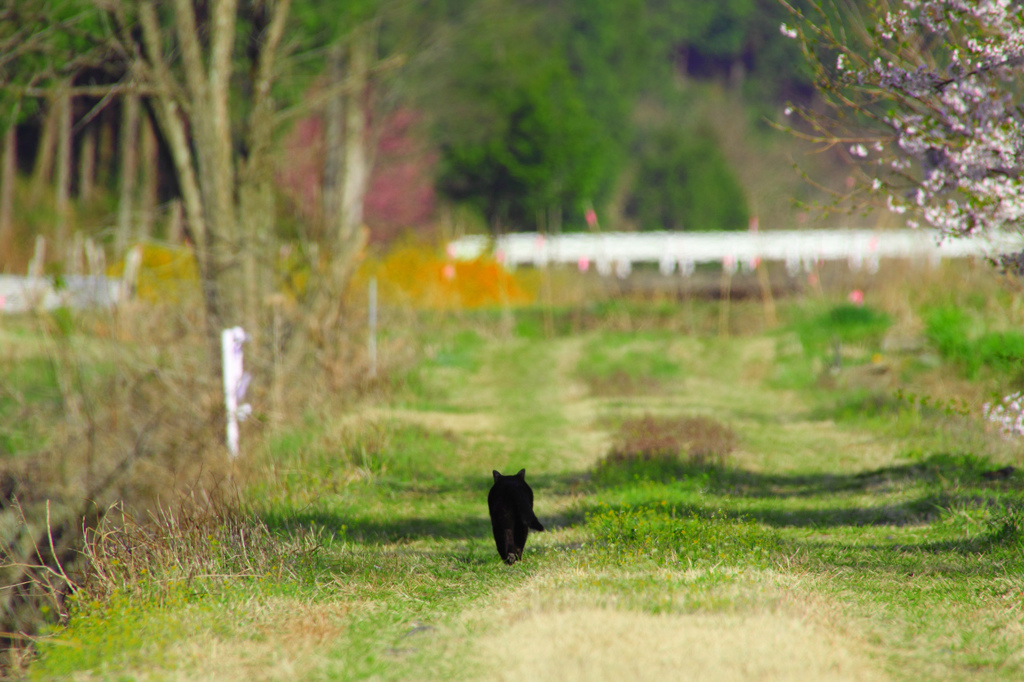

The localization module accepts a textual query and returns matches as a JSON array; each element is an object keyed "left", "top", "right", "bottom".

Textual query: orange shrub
[{"left": 354, "top": 239, "right": 535, "bottom": 310}]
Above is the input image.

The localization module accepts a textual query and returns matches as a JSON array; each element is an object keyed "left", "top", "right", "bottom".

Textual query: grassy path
[
  {"left": 448, "top": 334, "right": 889, "bottom": 681},
  {"left": 29, "top": 327, "right": 1024, "bottom": 680}
]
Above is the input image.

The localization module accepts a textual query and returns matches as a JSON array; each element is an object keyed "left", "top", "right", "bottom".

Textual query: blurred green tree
[
  {"left": 627, "top": 125, "right": 749, "bottom": 231},
  {"left": 430, "top": 2, "right": 610, "bottom": 232}
]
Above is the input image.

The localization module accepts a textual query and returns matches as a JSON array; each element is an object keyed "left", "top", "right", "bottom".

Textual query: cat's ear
[
  {"left": 493, "top": 470, "right": 501, "bottom": 482},
  {"left": 516, "top": 469, "right": 526, "bottom": 480}
]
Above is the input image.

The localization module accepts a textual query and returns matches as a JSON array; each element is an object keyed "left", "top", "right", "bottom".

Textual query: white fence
[
  {"left": 1, "top": 240, "right": 139, "bottom": 314},
  {"left": 447, "top": 229, "right": 1024, "bottom": 277},
  {"left": 0, "top": 274, "right": 124, "bottom": 314}
]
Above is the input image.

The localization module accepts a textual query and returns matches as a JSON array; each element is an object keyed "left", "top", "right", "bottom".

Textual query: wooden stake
[
  {"left": 757, "top": 260, "right": 777, "bottom": 328},
  {"left": 718, "top": 265, "right": 732, "bottom": 338}
]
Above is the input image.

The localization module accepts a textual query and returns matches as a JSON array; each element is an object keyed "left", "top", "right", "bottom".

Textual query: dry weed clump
[
  {"left": 604, "top": 414, "right": 739, "bottom": 468},
  {"left": 79, "top": 492, "right": 310, "bottom": 607},
  {"left": 0, "top": 304, "right": 239, "bottom": 673},
  {"left": 584, "top": 370, "right": 663, "bottom": 398}
]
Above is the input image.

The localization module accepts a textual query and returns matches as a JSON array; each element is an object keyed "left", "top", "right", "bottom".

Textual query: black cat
[{"left": 488, "top": 468, "right": 545, "bottom": 565}]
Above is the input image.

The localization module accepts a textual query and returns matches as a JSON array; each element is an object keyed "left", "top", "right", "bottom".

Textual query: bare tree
[{"left": 103, "top": 0, "right": 292, "bottom": 370}]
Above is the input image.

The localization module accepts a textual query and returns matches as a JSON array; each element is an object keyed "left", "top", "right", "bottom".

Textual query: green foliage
[
  {"left": 626, "top": 125, "right": 749, "bottom": 231},
  {"left": 433, "top": 9, "right": 607, "bottom": 230},
  {"left": 33, "top": 588, "right": 199, "bottom": 677},
  {"left": 0, "top": 1, "right": 113, "bottom": 129},
  {"left": 641, "top": 0, "right": 812, "bottom": 107},
  {"left": 923, "top": 306, "right": 972, "bottom": 361},
  {"left": 291, "top": 0, "right": 381, "bottom": 39},
  {"left": 648, "top": 0, "right": 755, "bottom": 61},
  {"left": 793, "top": 303, "right": 891, "bottom": 359},
  {"left": 427, "top": 0, "right": 777, "bottom": 232},
  {"left": 925, "top": 306, "right": 1024, "bottom": 378}
]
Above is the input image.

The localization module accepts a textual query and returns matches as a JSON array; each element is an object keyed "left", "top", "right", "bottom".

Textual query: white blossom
[
  {"left": 985, "top": 392, "right": 1024, "bottom": 438},
  {"left": 811, "top": 0, "right": 1024, "bottom": 239},
  {"left": 780, "top": 23, "right": 798, "bottom": 39}
]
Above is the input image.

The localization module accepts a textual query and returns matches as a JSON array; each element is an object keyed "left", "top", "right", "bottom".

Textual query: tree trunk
[
  {"left": 138, "top": 1, "right": 219, "bottom": 369},
  {"left": 183, "top": 0, "right": 239, "bottom": 358},
  {"left": 30, "top": 97, "right": 57, "bottom": 200},
  {"left": 113, "top": 0, "right": 300, "bottom": 385},
  {"left": 96, "top": 112, "right": 114, "bottom": 188},
  {"left": 322, "top": 41, "right": 345, "bottom": 237},
  {"left": 77, "top": 124, "right": 96, "bottom": 203},
  {"left": 339, "top": 26, "right": 371, "bottom": 253},
  {"left": 238, "top": 0, "right": 290, "bottom": 346},
  {"left": 166, "top": 198, "right": 183, "bottom": 243},
  {"left": 0, "top": 112, "right": 17, "bottom": 263},
  {"left": 320, "top": 26, "right": 373, "bottom": 313},
  {"left": 138, "top": 114, "right": 158, "bottom": 240},
  {"left": 116, "top": 93, "right": 140, "bottom": 255},
  {"left": 54, "top": 85, "right": 72, "bottom": 244}
]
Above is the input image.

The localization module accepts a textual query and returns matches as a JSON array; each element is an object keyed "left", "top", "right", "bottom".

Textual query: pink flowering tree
[{"left": 778, "top": 0, "right": 1024, "bottom": 269}]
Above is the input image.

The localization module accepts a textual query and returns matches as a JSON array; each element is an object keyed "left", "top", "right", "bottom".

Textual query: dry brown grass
[
  {"left": 80, "top": 490, "right": 310, "bottom": 607},
  {"left": 603, "top": 413, "right": 739, "bottom": 469},
  {"left": 474, "top": 606, "right": 887, "bottom": 682}
]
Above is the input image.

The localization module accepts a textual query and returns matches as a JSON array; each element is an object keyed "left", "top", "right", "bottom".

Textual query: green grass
[
  {"left": 576, "top": 330, "right": 683, "bottom": 395},
  {"left": 925, "top": 305, "right": 1024, "bottom": 379},
  {"left": 586, "top": 503, "right": 781, "bottom": 569},
  {"left": 0, "top": 356, "right": 62, "bottom": 457}
]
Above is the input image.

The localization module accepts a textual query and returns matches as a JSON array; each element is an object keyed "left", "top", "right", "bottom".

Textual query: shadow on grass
[
  {"left": 258, "top": 466, "right": 598, "bottom": 544},
  {"left": 794, "top": 524, "right": 1024, "bottom": 578},
  {"left": 258, "top": 452, "right": 1024, "bottom": 576},
  {"left": 593, "top": 451, "right": 1016, "bottom": 498},
  {"left": 262, "top": 506, "right": 495, "bottom": 545}
]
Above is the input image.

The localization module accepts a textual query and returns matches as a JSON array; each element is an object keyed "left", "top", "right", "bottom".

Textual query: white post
[
  {"left": 221, "top": 326, "right": 251, "bottom": 459},
  {"left": 368, "top": 276, "right": 378, "bottom": 378}
]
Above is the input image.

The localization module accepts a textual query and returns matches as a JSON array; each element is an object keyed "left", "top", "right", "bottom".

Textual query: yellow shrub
[
  {"left": 110, "top": 239, "right": 535, "bottom": 310},
  {"left": 108, "top": 244, "right": 200, "bottom": 303}
]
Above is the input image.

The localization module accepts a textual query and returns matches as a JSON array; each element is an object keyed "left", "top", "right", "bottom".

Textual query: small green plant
[
  {"left": 982, "top": 509, "right": 1024, "bottom": 555},
  {"left": 820, "top": 388, "right": 973, "bottom": 424},
  {"left": 924, "top": 305, "right": 1024, "bottom": 378},
  {"left": 586, "top": 504, "right": 780, "bottom": 568},
  {"left": 794, "top": 303, "right": 892, "bottom": 362}
]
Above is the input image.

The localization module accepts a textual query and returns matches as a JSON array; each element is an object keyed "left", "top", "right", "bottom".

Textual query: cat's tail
[{"left": 525, "top": 510, "right": 544, "bottom": 532}]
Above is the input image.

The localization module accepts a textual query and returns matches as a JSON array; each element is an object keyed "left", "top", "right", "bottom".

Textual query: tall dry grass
[
  {"left": 0, "top": 283, "right": 391, "bottom": 673},
  {"left": 0, "top": 301, "right": 232, "bottom": 672}
]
